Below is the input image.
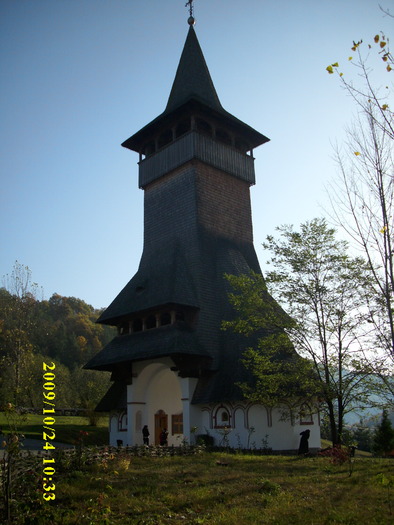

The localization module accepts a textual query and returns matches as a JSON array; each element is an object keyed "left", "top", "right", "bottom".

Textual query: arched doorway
[{"left": 155, "top": 410, "right": 168, "bottom": 445}]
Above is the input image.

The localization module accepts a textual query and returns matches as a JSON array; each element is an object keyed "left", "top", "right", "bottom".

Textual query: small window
[
  {"left": 135, "top": 410, "right": 142, "bottom": 433},
  {"left": 144, "top": 141, "right": 156, "bottom": 157},
  {"left": 300, "top": 404, "right": 314, "bottom": 425},
  {"left": 176, "top": 118, "right": 191, "bottom": 138},
  {"left": 196, "top": 118, "right": 212, "bottom": 137},
  {"left": 146, "top": 315, "right": 157, "bottom": 330},
  {"left": 158, "top": 129, "right": 173, "bottom": 149},
  {"left": 221, "top": 411, "right": 229, "bottom": 423},
  {"left": 132, "top": 318, "right": 143, "bottom": 332},
  {"left": 160, "top": 312, "right": 172, "bottom": 326},
  {"left": 119, "top": 322, "right": 129, "bottom": 335},
  {"left": 175, "top": 311, "right": 185, "bottom": 322},
  {"left": 216, "top": 129, "right": 232, "bottom": 146},
  {"left": 234, "top": 137, "right": 249, "bottom": 153},
  {"left": 214, "top": 406, "right": 232, "bottom": 428},
  {"left": 172, "top": 414, "right": 183, "bottom": 435},
  {"left": 118, "top": 411, "right": 128, "bottom": 432}
]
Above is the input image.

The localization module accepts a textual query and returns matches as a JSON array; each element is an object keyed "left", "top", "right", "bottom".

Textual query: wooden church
[{"left": 85, "top": 14, "right": 321, "bottom": 452}]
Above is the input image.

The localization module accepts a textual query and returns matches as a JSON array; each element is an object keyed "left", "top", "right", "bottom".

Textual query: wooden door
[{"left": 154, "top": 411, "right": 168, "bottom": 445}]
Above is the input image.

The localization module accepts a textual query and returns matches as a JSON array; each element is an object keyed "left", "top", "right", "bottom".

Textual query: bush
[
  {"left": 196, "top": 434, "right": 214, "bottom": 447},
  {"left": 319, "top": 445, "right": 350, "bottom": 465},
  {"left": 373, "top": 410, "right": 394, "bottom": 456}
]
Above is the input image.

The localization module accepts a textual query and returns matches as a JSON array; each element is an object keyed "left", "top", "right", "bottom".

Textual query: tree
[
  {"left": 326, "top": 33, "right": 394, "bottom": 400},
  {"left": 373, "top": 409, "right": 394, "bottom": 455},
  {"left": 0, "top": 261, "right": 41, "bottom": 405},
  {"left": 226, "top": 219, "right": 380, "bottom": 445},
  {"left": 350, "top": 422, "right": 374, "bottom": 452},
  {"left": 223, "top": 272, "right": 320, "bottom": 415},
  {"left": 70, "top": 367, "right": 111, "bottom": 425},
  {"left": 0, "top": 262, "right": 115, "bottom": 408}
]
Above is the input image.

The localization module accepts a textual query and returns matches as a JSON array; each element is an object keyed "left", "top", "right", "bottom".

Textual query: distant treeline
[{"left": 0, "top": 286, "right": 115, "bottom": 411}]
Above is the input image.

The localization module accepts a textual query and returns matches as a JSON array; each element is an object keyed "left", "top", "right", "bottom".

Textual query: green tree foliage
[
  {"left": 70, "top": 368, "right": 111, "bottom": 425},
  {"left": 36, "top": 293, "right": 111, "bottom": 368},
  {"left": 0, "top": 262, "right": 40, "bottom": 405},
  {"left": 225, "top": 219, "right": 381, "bottom": 445},
  {"left": 223, "top": 272, "right": 320, "bottom": 412},
  {"left": 0, "top": 261, "right": 114, "bottom": 409},
  {"left": 373, "top": 409, "right": 394, "bottom": 455},
  {"left": 264, "top": 219, "right": 385, "bottom": 444}
]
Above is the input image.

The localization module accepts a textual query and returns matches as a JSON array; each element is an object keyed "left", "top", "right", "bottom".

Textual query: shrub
[{"left": 373, "top": 410, "right": 394, "bottom": 456}]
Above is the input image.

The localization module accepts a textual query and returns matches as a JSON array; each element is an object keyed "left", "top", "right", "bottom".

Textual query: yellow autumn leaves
[{"left": 326, "top": 34, "right": 392, "bottom": 75}]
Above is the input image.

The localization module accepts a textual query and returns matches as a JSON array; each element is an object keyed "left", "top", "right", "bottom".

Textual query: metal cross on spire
[{"left": 185, "top": 0, "right": 196, "bottom": 25}]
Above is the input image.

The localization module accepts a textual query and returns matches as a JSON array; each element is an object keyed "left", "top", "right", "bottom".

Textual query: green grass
[
  {"left": 52, "top": 453, "right": 393, "bottom": 524},
  {"left": 0, "top": 412, "right": 108, "bottom": 446},
  {"left": 0, "top": 413, "right": 391, "bottom": 523}
]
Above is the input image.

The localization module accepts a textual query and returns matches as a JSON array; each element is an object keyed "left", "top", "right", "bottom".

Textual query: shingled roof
[
  {"left": 121, "top": 25, "right": 269, "bottom": 153},
  {"left": 165, "top": 24, "right": 222, "bottom": 113},
  {"left": 97, "top": 243, "right": 199, "bottom": 325},
  {"left": 95, "top": 381, "right": 127, "bottom": 412},
  {"left": 85, "top": 324, "right": 210, "bottom": 372}
]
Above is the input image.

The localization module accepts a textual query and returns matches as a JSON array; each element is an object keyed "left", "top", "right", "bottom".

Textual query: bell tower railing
[{"left": 138, "top": 130, "right": 256, "bottom": 188}]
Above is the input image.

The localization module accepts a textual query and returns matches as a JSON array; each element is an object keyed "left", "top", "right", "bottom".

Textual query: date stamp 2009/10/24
[{"left": 42, "top": 362, "right": 56, "bottom": 501}]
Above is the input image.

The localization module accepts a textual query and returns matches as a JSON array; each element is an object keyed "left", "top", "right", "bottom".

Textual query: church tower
[{"left": 85, "top": 14, "right": 320, "bottom": 451}]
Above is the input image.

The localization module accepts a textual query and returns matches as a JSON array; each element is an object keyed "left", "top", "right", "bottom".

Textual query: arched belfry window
[
  {"left": 146, "top": 315, "right": 157, "bottom": 330},
  {"left": 234, "top": 137, "right": 249, "bottom": 153},
  {"left": 158, "top": 129, "right": 173, "bottom": 149},
  {"left": 119, "top": 322, "right": 129, "bottom": 335},
  {"left": 195, "top": 118, "right": 213, "bottom": 137},
  {"left": 144, "top": 141, "right": 156, "bottom": 157},
  {"left": 176, "top": 118, "right": 191, "bottom": 138},
  {"left": 160, "top": 312, "right": 172, "bottom": 326},
  {"left": 175, "top": 311, "right": 185, "bottom": 322},
  {"left": 216, "top": 128, "right": 232, "bottom": 146},
  {"left": 132, "top": 318, "right": 143, "bottom": 332}
]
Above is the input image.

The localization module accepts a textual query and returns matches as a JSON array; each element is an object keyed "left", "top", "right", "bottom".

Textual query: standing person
[
  {"left": 298, "top": 429, "right": 310, "bottom": 455},
  {"left": 160, "top": 428, "right": 168, "bottom": 446},
  {"left": 142, "top": 425, "right": 150, "bottom": 445}
]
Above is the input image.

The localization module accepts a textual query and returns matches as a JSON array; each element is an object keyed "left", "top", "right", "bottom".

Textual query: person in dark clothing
[
  {"left": 298, "top": 429, "right": 310, "bottom": 455},
  {"left": 160, "top": 428, "right": 168, "bottom": 446},
  {"left": 142, "top": 425, "right": 150, "bottom": 445}
]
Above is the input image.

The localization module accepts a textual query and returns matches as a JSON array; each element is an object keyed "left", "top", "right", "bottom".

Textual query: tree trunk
[{"left": 327, "top": 399, "right": 339, "bottom": 445}]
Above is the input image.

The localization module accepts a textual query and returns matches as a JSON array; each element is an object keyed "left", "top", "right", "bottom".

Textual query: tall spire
[
  {"left": 165, "top": 24, "right": 222, "bottom": 113},
  {"left": 122, "top": 8, "right": 269, "bottom": 154}
]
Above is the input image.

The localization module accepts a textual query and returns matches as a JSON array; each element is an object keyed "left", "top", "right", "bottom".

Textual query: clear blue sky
[{"left": 1, "top": 1, "right": 392, "bottom": 309}]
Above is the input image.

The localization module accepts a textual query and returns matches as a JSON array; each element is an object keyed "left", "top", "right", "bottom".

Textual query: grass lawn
[
  {"left": 51, "top": 452, "right": 392, "bottom": 524},
  {"left": 0, "top": 412, "right": 392, "bottom": 523},
  {"left": 0, "top": 412, "right": 108, "bottom": 446}
]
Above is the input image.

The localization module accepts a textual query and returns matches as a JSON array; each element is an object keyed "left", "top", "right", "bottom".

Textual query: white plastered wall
[
  {"left": 107, "top": 358, "right": 320, "bottom": 451},
  {"left": 189, "top": 402, "right": 321, "bottom": 452},
  {"left": 121, "top": 358, "right": 197, "bottom": 446}
]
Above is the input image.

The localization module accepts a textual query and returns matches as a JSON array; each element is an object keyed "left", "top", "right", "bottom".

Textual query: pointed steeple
[
  {"left": 122, "top": 25, "right": 269, "bottom": 154},
  {"left": 165, "top": 25, "right": 222, "bottom": 113}
]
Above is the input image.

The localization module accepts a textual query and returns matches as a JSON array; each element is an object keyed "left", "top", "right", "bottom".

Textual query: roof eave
[{"left": 121, "top": 98, "right": 269, "bottom": 153}]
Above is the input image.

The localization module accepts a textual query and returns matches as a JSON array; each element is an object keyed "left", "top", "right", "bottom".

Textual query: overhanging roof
[
  {"left": 122, "top": 26, "right": 269, "bottom": 153},
  {"left": 84, "top": 325, "right": 210, "bottom": 371}
]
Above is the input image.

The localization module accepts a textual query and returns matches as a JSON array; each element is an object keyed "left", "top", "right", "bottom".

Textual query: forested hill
[{"left": 0, "top": 288, "right": 115, "bottom": 410}]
